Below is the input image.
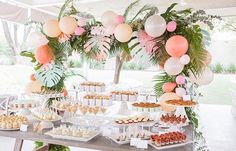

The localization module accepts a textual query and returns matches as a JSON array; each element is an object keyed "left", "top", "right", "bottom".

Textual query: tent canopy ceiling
[{"left": 1, "top": 0, "right": 236, "bottom": 24}]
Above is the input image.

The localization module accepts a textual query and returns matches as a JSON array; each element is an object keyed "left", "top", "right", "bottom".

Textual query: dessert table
[{"left": 0, "top": 122, "right": 194, "bottom": 151}]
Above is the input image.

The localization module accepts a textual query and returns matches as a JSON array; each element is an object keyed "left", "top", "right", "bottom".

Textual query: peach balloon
[
  {"left": 30, "top": 74, "right": 36, "bottom": 81},
  {"left": 165, "top": 35, "right": 188, "bottom": 57},
  {"left": 25, "top": 81, "right": 42, "bottom": 95},
  {"left": 43, "top": 19, "right": 61, "bottom": 37},
  {"left": 114, "top": 23, "right": 132, "bottom": 42},
  {"left": 59, "top": 16, "right": 77, "bottom": 34},
  {"left": 159, "top": 92, "right": 181, "bottom": 112},
  {"left": 35, "top": 45, "right": 53, "bottom": 64},
  {"left": 162, "top": 82, "right": 177, "bottom": 93}
]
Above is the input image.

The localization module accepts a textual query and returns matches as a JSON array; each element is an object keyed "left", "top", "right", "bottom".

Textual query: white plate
[
  {"left": 32, "top": 114, "right": 62, "bottom": 122},
  {"left": 45, "top": 131, "right": 100, "bottom": 142},
  {"left": 155, "top": 121, "right": 189, "bottom": 128},
  {"left": 113, "top": 120, "right": 156, "bottom": 127},
  {"left": 0, "top": 128, "right": 20, "bottom": 131},
  {"left": 107, "top": 130, "right": 152, "bottom": 145},
  {"left": 68, "top": 116, "right": 110, "bottom": 127},
  {"left": 149, "top": 140, "right": 193, "bottom": 150}
]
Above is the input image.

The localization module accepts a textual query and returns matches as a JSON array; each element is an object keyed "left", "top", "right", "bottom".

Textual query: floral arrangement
[{"left": 21, "top": 0, "right": 221, "bottom": 150}]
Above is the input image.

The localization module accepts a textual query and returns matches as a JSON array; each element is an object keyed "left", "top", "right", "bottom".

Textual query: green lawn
[{"left": 199, "top": 74, "right": 236, "bottom": 105}]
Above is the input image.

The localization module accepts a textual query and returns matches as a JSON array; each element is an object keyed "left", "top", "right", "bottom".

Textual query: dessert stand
[{"left": 31, "top": 92, "right": 64, "bottom": 129}]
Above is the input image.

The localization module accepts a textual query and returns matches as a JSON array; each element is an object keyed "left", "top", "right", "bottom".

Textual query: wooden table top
[{"left": 0, "top": 123, "right": 194, "bottom": 151}]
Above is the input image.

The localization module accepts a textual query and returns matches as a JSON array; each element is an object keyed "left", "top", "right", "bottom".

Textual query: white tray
[
  {"left": 45, "top": 131, "right": 100, "bottom": 142},
  {"left": 0, "top": 128, "right": 20, "bottom": 131},
  {"left": 113, "top": 120, "right": 156, "bottom": 127},
  {"left": 32, "top": 114, "right": 62, "bottom": 122},
  {"left": 107, "top": 130, "right": 152, "bottom": 145},
  {"left": 149, "top": 140, "right": 193, "bottom": 150},
  {"left": 155, "top": 121, "right": 189, "bottom": 128}
]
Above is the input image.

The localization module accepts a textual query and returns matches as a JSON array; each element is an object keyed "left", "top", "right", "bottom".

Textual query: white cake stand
[{"left": 117, "top": 101, "right": 131, "bottom": 116}]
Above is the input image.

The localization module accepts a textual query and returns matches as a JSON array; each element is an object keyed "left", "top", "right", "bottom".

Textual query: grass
[{"left": 0, "top": 65, "right": 235, "bottom": 105}]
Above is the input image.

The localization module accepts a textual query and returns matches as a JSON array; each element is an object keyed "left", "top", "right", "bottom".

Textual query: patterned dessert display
[
  {"left": 80, "top": 81, "right": 105, "bottom": 92},
  {"left": 31, "top": 108, "right": 61, "bottom": 121},
  {"left": 78, "top": 106, "right": 108, "bottom": 115},
  {"left": 132, "top": 102, "right": 160, "bottom": 112},
  {"left": 9, "top": 99, "right": 37, "bottom": 109},
  {"left": 46, "top": 125, "right": 99, "bottom": 142},
  {"left": 115, "top": 116, "right": 154, "bottom": 125},
  {"left": 111, "top": 90, "right": 138, "bottom": 102},
  {"left": 82, "top": 94, "right": 112, "bottom": 107},
  {"left": 51, "top": 100, "right": 81, "bottom": 112},
  {"left": 150, "top": 132, "right": 187, "bottom": 146},
  {"left": 165, "top": 100, "right": 196, "bottom": 107},
  {"left": 0, "top": 115, "right": 28, "bottom": 130},
  {"left": 159, "top": 113, "right": 188, "bottom": 127}
]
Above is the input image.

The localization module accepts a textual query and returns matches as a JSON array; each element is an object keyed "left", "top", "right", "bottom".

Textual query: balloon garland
[{"left": 21, "top": 1, "right": 221, "bottom": 149}]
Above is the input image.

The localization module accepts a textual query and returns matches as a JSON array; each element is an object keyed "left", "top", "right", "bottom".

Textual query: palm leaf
[
  {"left": 130, "top": 5, "right": 158, "bottom": 23},
  {"left": 153, "top": 72, "right": 175, "bottom": 97},
  {"left": 84, "top": 27, "right": 111, "bottom": 54},
  {"left": 36, "top": 63, "right": 64, "bottom": 87},
  {"left": 124, "top": 0, "right": 140, "bottom": 20}
]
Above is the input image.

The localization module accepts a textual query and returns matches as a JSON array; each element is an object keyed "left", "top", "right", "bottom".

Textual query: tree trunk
[{"left": 113, "top": 55, "right": 123, "bottom": 84}]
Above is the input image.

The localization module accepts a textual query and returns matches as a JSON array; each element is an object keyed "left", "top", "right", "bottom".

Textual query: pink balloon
[
  {"left": 162, "top": 82, "right": 177, "bottom": 93},
  {"left": 167, "top": 21, "right": 177, "bottom": 32},
  {"left": 74, "top": 27, "right": 85, "bottom": 36},
  {"left": 165, "top": 35, "right": 189, "bottom": 57},
  {"left": 176, "top": 75, "right": 185, "bottom": 84},
  {"left": 116, "top": 15, "right": 125, "bottom": 24}
]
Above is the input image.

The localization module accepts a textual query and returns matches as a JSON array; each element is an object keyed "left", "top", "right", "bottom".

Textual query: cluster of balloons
[
  {"left": 43, "top": 16, "right": 77, "bottom": 37},
  {"left": 101, "top": 11, "right": 132, "bottom": 42},
  {"left": 159, "top": 22, "right": 214, "bottom": 101}
]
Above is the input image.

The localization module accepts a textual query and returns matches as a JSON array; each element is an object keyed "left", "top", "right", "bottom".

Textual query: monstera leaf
[
  {"left": 35, "top": 63, "right": 64, "bottom": 87},
  {"left": 84, "top": 26, "right": 111, "bottom": 54}
]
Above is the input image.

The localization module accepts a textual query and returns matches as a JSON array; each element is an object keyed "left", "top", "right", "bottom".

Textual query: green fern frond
[
  {"left": 153, "top": 72, "right": 175, "bottom": 97},
  {"left": 124, "top": 0, "right": 140, "bottom": 20}
]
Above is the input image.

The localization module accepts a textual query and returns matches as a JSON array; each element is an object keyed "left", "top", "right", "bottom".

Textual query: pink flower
[
  {"left": 116, "top": 15, "right": 125, "bottom": 24},
  {"left": 74, "top": 27, "right": 85, "bottom": 36},
  {"left": 138, "top": 30, "right": 157, "bottom": 54}
]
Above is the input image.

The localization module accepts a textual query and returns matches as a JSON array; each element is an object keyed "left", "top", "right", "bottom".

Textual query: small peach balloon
[
  {"left": 165, "top": 35, "right": 188, "bottom": 57},
  {"left": 35, "top": 45, "right": 53, "bottom": 64},
  {"left": 43, "top": 19, "right": 61, "bottom": 37},
  {"left": 59, "top": 16, "right": 77, "bottom": 34},
  {"left": 30, "top": 74, "right": 36, "bottom": 81},
  {"left": 63, "top": 89, "right": 68, "bottom": 97},
  {"left": 114, "top": 23, "right": 132, "bottom": 42},
  {"left": 162, "top": 82, "right": 177, "bottom": 93}
]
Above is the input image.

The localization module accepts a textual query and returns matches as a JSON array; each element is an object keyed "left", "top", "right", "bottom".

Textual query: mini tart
[{"left": 166, "top": 99, "right": 196, "bottom": 106}]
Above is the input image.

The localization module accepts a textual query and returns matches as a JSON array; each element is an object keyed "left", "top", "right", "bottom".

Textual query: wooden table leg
[{"left": 14, "top": 139, "right": 23, "bottom": 151}]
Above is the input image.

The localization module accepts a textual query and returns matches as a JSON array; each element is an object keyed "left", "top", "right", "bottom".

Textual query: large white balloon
[
  {"left": 189, "top": 67, "right": 214, "bottom": 85},
  {"left": 28, "top": 32, "right": 49, "bottom": 48},
  {"left": 164, "top": 57, "right": 184, "bottom": 75},
  {"left": 145, "top": 15, "right": 166, "bottom": 37},
  {"left": 101, "top": 11, "right": 118, "bottom": 27},
  {"left": 175, "top": 87, "right": 186, "bottom": 97}
]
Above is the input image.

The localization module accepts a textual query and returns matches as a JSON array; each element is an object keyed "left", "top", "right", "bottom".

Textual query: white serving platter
[
  {"left": 148, "top": 140, "right": 193, "bottom": 150},
  {"left": 45, "top": 131, "right": 100, "bottom": 142}
]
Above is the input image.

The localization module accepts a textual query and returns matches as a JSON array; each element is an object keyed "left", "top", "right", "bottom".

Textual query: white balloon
[
  {"left": 28, "top": 31, "right": 48, "bottom": 48},
  {"left": 180, "top": 54, "right": 190, "bottom": 65},
  {"left": 164, "top": 57, "right": 184, "bottom": 75},
  {"left": 189, "top": 67, "right": 214, "bottom": 85},
  {"left": 175, "top": 87, "right": 186, "bottom": 97},
  {"left": 145, "top": 15, "right": 166, "bottom": 37},
  {"left": 101, "top": 11, "right": 118, "bottom": 27}
]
